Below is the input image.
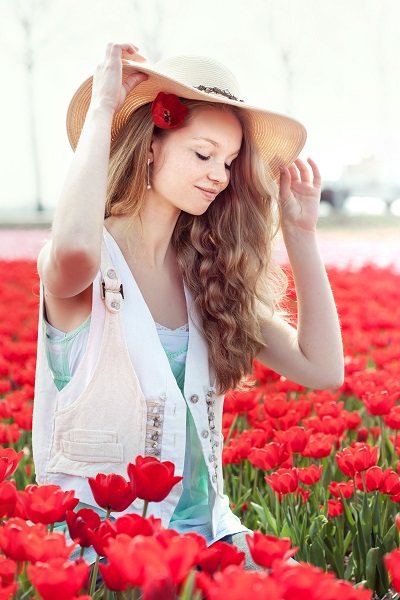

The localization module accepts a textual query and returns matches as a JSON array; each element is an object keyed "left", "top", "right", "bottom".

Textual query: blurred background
[{"left": 1, "top": 0, "right": 400, "bottom": 227}]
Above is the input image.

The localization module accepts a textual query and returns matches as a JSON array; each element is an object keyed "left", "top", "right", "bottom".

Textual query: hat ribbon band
[{"left": 195, "top": 85, "right": 244, "bottom": 103}]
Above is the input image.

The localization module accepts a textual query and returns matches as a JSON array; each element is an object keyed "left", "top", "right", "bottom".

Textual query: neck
[{"left": 109, "top": 194, "right": 181, "bottom": 270}]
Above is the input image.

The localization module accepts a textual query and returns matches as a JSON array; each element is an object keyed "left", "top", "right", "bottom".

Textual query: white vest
[{"left": 32, "top": 229, "right": 232, "bottom": 536}]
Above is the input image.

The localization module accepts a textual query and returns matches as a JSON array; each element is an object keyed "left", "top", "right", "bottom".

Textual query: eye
[{"left": 195, "top": 152, "right": 210, "bottom": 161}]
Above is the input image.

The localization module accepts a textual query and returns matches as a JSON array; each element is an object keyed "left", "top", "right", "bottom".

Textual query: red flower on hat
[{"left": 151, "top": 92, "right": 189, "bottom": 129}]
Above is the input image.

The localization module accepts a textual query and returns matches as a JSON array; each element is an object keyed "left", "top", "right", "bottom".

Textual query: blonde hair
[{"left": 106, "top": 99, "right": 287, "bottom": 393}]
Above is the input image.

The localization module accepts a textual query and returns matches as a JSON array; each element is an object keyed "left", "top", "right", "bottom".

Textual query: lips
[{"left": 196, "top": 186, "right": 218, "bottom": 199}]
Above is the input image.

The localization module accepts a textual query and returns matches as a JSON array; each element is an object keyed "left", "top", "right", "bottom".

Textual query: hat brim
[{"left": 66, "top": 60, "right": 307, "bottom": 180}]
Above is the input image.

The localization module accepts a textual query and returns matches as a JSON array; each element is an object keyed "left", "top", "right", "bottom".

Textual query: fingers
[
  {"left": 278, "top": 165, "right": 292, "bottom": 201},
  {"left": 105, "top": 42, "right": 139, "bottom": 58},
  {"left": 306, "top": 157, "right": 322, "bottom": 187},
  {"left": 284, "top": 157, "right": 321, "bottom": 188},
  {"left": 122, "top": 71, "right": 149, "bottom": 95}
]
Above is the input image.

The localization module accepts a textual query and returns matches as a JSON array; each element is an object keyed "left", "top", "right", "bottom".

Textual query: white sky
[{"left": 1, "top": 0, "right": 399, "bottom": 211}]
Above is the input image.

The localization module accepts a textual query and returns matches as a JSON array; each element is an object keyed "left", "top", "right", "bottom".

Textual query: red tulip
[
  {"left": 274, "top": 426, "right": 308, "bottom": 454},
  {"left": 86, "top": 518, "right": 117, "bottom": 556},
  {"left": 0, "top": 517, "right": 47, "bottom": 562},
  {"left": 327, "top": 499, "right": 344, "bottom": 517},
  {"left": 0, "top": 555, "right": 17, "bottom": 586},
  {"left": 99, "top": 560, "right": 129, "bottom": 592},
  {"left": 27, "top": 557, "right": 90, "bottom": 600},
  {"left": 23, "top": 484, "right": 79, "bottom": 525},
  {"left": 66, "top": 508, "right": 101, "bottom": 548},
  {"left": 24, "top": 531, "right": 76, "bottom": 563},
  {"left": 356, "top": 427, "right": 369, "bottom": 442},
  {"left": 0, "top": 479, "right": 17, "bottom": 518},
  {"left": 328, "top": 480, "right": 354, "bottom": 499},
  {"left": 384, "top": 548, "right": 400, "bottom": 592},
  {"left": 384, "top": 406, "right": 400, "bottom": 430},
  {"left": 115, "top": 512, "right": 162, "bottom": 537},
  {"left": 336, "top": 443, "right": 379, "bottom": 477},
  {"left": 301, "top": 433, "right": 335, "bottom": 458},
  {"left": 127, "top": 456, "right": 183, "bottom": 503},
  {"left": 88, "top": 473, "right": 136, "bottom": 512},
  {"left": 264, "top": 393, "right": 291, "bottom": 418},
  {"left": 224, "top": 388, "right": 261, "bottom": 414},
  {"left": 247, "top": 442, "right": 288, "bottom": 471},
  {"left": 246, "top": 531, "right": 297, "bottom": 569},
  {"left": 354, "top": 466, "right": 384, "bottom": 492},
  {"left": 204, "top": 567, "right": 284, "bottom": 600},
  {"left": 296, "top": 464, "right": 323, "bottom": 486},
  {"left": 197, "top": 540, "right": 245, "bottom": 574},
  {"left": 362, "top": 390, "right": 396, "bottom": 416},
  {"left": 265, "top": 468, "right": 298, "bottom": 495},
  {"left": 0, "top": 446, "right": 24, "bottom": 483},
  {"left": 380, "top": 468, "right": 400, "bottom": 496}
]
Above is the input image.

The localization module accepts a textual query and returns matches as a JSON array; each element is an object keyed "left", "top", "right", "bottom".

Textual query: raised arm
[
  {"left": 257, "top": 158, "right": 344, "bottom": 390},
  {"left": 38, "top": 43, "right": 148, "bottom": 299}
]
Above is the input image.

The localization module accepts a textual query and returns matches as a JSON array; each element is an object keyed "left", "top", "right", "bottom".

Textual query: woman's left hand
[{"left": 279, "top": 157, "right": 321, "bottom": 233}]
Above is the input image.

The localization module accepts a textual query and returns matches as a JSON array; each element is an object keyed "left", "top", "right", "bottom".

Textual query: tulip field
[{"left": 0, "top": 230, "right": 400, "bottom": 599}]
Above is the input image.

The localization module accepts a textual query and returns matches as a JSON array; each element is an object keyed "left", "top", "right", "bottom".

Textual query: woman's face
[{"left": 149, "top": 107, "right": 243, "bottom": 216}]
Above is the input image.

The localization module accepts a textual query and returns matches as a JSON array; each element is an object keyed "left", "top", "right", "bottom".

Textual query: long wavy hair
[{"left": 106, "top": 99, "right": 287, "bottom": 393}]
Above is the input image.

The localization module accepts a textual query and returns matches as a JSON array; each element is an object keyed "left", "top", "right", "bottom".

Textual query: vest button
[
  {"left": 107, "top": 268, "right": 117, "bottom": 279},
  {"left": 212, "top": 474, "right": 217, "bottom": 483},
  {"left": 110, "top": 300, "right": 120, "bottom": 310},
  {"left": 190, "top": 394, "right": 199, "bottom": 403},
  {"left": 201, "top": 430, "right": 209, "bottom": 438}
]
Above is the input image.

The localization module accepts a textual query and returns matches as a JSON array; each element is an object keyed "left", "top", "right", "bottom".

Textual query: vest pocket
[
  {"left": 61, "top": 439, "right": 123, "bottom": 463},
  {"left": 47, "top": 428, "right": 126, "bottom": 478}
]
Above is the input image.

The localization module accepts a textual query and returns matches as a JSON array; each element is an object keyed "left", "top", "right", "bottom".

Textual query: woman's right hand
[{"left": 90, "top": 42, "right": 148, "bottom": 114}]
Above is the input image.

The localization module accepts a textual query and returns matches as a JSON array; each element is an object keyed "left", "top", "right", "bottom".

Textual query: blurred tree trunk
[
  {"left": 128, "top": 0, "right": 187, "bottom": 62},
  {"left": 20, "top": 1, "right": 44, "bottom": 212}
]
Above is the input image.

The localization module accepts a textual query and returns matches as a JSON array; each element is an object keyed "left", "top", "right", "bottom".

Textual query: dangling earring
[{"left": 146, "top": 158, "right": 151, "bottom": 190}]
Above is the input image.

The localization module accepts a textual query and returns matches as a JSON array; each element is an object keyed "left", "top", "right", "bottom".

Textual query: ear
[{"left": 148, "top": 136, "right": 157, "bottom": 164}]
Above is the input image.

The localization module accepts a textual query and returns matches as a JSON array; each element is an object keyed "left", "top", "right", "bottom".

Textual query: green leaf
[
  {"left": 231, "top": 488, "right": 252, "bottom": 516},
  {"left": 382, "top": 523, "right": 396, "bottom": 553},
  {"left": 309, "top": 515, "right": 328, "bottom": 540},
  {"left": 309, "top": 537, "right": 327, "bottom": 570},
  {"left": 360, "top": 491, "right": 372, "bottom": 541},
  {"left": 250, "top": 502, "right": 270, "bottom": 532},
  {"left": 365, "top": 547, "right": 379, "bottom": 591},
  {"left": 344, "top": 553, "right": 355, "bottom": 581}
]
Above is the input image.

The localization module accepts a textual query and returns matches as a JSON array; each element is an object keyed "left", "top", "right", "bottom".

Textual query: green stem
[
  {"left": 275, "top": 491, "right": 281, "bottom": 534},
  {"left": 226, "top": 414, "right": 238, "bottom": 444},
  {"left": 89, "top": 554, "right": 100, "bottom": 597},
  {"left": 239, "top": 461, "right": 243, "bottom": 494},
  {"left": 379, "top": 416, "right": 386, "bottom": 466},
  {"left": 353, "top": 476, "right": 358, "bottom": 510},
  {"left": 90, "top": 506, "right": 111, "bottom": 595},
  {"left": 381, "top": 492, "right": 391, "bottom": 536},
  {"left": 132, "top": 587, "right": 139, "bottom": 600},
  {"left": 142, "top": 500, "right": 149, "bottom": 518},
  {"left": 252, "top": 468, "right": 259, "bottom": 498}
]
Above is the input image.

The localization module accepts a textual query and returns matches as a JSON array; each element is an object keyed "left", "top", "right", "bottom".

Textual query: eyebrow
[
  {"left": 193, "top": 137, "right": 241, "bottom": 155},
  {"left": 193, "top": 136, "right": 219, "bottom": 147}
]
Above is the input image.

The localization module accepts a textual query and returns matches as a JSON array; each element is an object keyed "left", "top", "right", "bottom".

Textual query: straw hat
[{"left": 66, "top": 55, "right": 307, "bottom": 180}]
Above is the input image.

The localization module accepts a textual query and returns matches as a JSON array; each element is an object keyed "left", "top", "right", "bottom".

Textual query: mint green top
[{"left": 165, "top": 346, "right": 211, "bottom": 529}]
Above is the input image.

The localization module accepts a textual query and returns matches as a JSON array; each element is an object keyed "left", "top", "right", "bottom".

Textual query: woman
[{"left": 33, "top": 42, "right": 344, "bottom": 567}]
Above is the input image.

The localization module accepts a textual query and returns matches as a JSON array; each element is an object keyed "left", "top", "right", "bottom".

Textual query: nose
[{"left": 208, "top": 162, "right": 229, "bottom": 185}]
